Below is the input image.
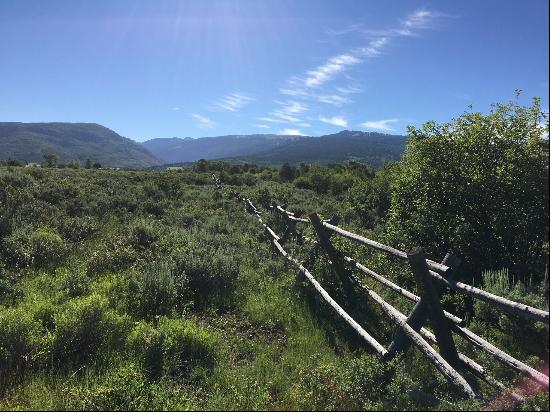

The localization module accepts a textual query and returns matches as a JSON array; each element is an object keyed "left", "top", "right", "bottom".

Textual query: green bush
[
  {"left": 174, "top": 249, "right": 239, "bottom": 311},
  {"left": 388, "top": 97, "right": 549, "bottom": 283},
  {"left": 127, "top": 317, "right": 218, "bottom": 380},
  {"left": 28, "top": 229, "right": 65, "bottom": 269},
  {"left": 0, "top": 265, "right": 23, "bottom": 306},
  {"left": 0, "top": 307, "right": 44, "bottom": 392},
  {"left": 86, "top": 242, "right": 137, "bottom": 276},
  {"left": 64, "top": 363, "right": 193, "bottom": 410},
  {"left": 128, "top": 219, "right": 160, "bottom": 251},
  {"left": 51, "top": 294, "right": 130, "bottom": 366},
  {"left": 127, "top": 262, "right": 178, "bottom": 319},
  {"left": 2, "top": 227, "right": 65, "bottom": 269},
  {"left": 58, "top": 216, "right": 98, "bottom": 242}
]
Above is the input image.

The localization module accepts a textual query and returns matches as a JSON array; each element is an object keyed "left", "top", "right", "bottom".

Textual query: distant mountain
[
  {"left": 142, "top": 134, "right": 302, "bottom": 164},
  {"left": 0, "top": 122, "right": 161, "bottom": 168},
  {"left": 222, "top": 131, "right": 407, "bottom": 168},
  {"left": 145, "top": 131, "right": 407, "bottom": 169}
]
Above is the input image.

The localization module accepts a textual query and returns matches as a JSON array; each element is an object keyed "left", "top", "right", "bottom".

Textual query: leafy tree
[
  {"left": 92, "top": 162, "right": 101, "bottom": 169},
  {"left": 279, "top": 162, "right": 296, "bottom": 182},
  {"left": 387, "top": 95, "right": 549, "bottom": 282},
  {"left": 85, "top": 158, "right": 93, "bottom": 169},
  {"left": 347, "top": 162, "right": 399, "bottom": 227},
  {"left": 67, "top": 160, "right": 80, "bottom": 169},
  {"left": 42, "top": 153, "right": 58, "bottom": 168},
  {"left": 194, "top": 159, "right": 208, "bottom": 172}
]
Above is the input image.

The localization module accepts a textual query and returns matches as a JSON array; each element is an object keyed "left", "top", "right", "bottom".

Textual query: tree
[
  {"left": 42, "top": 154, "right": 58, "bottom": 168},
  {"left": 85, "top": 158, "right": 92, "bottom": 169},
  {"left": 92, "top": 162, "right": 101, "bottom": 169},
  {"left": 194, "top": 159, "right": 208, "bottom": 173},
  {"left": 278, "top": 163, "right": 295, "bottom": 182},
  {"left": 67, "top": 160, "right": 80, "bottom": 169},
  {"left": 387, "top": 96, "right": 549, "bottom": 282}
]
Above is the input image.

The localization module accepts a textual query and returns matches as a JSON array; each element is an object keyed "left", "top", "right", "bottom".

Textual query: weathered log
[
  {"left": 343, "top": 256, "right": 463, "bottom": 325},
  {"left": 407, "top": 248, "right": 461, "bottom": 367},
  {"left": 418, "top": 328, "right": 525, "bottom": 402},
  {"left": 349, "top": 273, "right": 476, "bottom": 399},
  {"left": 321, "top": 222, "right": 450, "bottom": 274},
  {"left": 451, "top": 323, "right": 549, "bottom": 387},
  {"left": 269, "top": 235, "right": 387, "bottom": 357},
  {"left": 309, "top": 213, "right": 354, "bottom": 297},
  {"left": 427, "top": 270, "right": 549, "bottom": 324},
  {"left": 386, "top": 253, "right": 462, "bottom": 360}
]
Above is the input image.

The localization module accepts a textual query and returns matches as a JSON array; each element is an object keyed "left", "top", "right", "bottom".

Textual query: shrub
[
  {"left": 128, "top": 219, "right": 160, "bottom": 251},
  {"left": 51, "top": 294, "right": 130, "bottom": 366},
  {"left": 127, "top": 262, "right": 178, "bottom": 319},
  {"left": 2, "top": 227, "right": 65, "bottom": 269},
  {"left": 174, "top": 250, "right": 239, "bottom": 311},
  {"left": 86, "top": 242, "right": 137, "bottom": 276},
  {"left": 28, "top": 229, "right": 65, "bottom": 269},
  {"left": 127, "top": 317, "right": 218, "bottom": 380},
  {"left": 58, "top": 216, "right": 98, "bottom": 242},
  {"left": 64, "top": 363, "right": 193, "bottom": 410},
  {"left": 0, "top": 308, "right": 44, "bottom": 392},
  {"left": 0, "top": 265, "right": 23, "bottom": 306}
]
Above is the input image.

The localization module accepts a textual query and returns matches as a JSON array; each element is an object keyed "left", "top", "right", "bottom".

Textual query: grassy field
[{"left": 0, "top": 164, "right": 547, "bottom": 410}]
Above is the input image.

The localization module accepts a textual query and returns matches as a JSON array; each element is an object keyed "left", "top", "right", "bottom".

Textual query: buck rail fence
[{"left": 213, "top": 175, "right": 549, "bottom": 402}]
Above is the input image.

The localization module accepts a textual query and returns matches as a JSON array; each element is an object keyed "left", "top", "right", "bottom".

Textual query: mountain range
[
  {"left": 0, "top": 122, "right": 408, "bottom": 168},
  {"left": 143, "top": 131, "right": 407, "bottom": 168}
]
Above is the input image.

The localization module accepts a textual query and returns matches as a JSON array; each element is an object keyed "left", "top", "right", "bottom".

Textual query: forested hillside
[
  {"left": 0, "top": 123, "right": 161, "bottom": 168},
  {"left": 0, "top": 99, "right": 548, "bottom": 410},
  {"left": 141, "top": 134, "right": 301, "bottom": 164},
  {"left": 221, "top": 131, "right": 407, "bottom": 168}
]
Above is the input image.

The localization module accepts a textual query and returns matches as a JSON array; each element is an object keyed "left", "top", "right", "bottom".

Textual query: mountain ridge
[
  {"left": 143, "top": 130, "right": 407, "bottom": 168},
  {"left": 0, "top": 122, "right": 162, "bottom": 168}
]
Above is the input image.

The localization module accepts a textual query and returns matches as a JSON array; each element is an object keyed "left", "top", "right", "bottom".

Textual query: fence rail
[{"left": 217, "top": 178, "right": 549, "bottom": 402}]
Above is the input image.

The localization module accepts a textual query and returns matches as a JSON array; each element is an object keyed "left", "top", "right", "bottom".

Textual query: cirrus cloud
[{"left": 360, "top": 119, "right": 399, "bottom": 131}]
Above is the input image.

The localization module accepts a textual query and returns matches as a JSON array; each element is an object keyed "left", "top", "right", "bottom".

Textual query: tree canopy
[{"left": 387, "top": 95, "right": 549, "bottom": 282}]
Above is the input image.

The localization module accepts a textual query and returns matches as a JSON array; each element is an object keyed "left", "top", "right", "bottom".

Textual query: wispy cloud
[
  {"left": 214, "top": 93, "right": 253, "bottom": 112},
  {"left": 320, "top": 115, "right": 348, "bottom": 127},
  {"left": 192, "top": 113, "right": 215, "bottom": 128},
  {"left": 283, "top": 9, "right": 444, "bottom": 97},
  {"left": 327, "top": 10, "right": 448, "bottom": 39},
  {"left": 255, "top": 124, "right": 270, "bottom": 129},
  {"left": 279, "top": 128, "right": 305, "bottom": 136},
  {"left": 259, "top": 100, "right": 310, "bottom": 127},
  {"left": 172, "top": 107, "right": 181, "bottom": 111},
  {"left": 360, "top": 119, "right": 399, "bottom": 131},
  {"left": 304, "top": 54, "right": 362, "bottom": 88}
]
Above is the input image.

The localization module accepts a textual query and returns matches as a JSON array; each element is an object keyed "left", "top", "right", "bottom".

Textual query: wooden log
[
  {"left": 407, "top": 248, "right": 461, "bottom": 367},
  {"left": 451, "top": 323, "right": 549, "bottom": 387},
  {"left": 385, "top": 253, "right": 462, "bottom": 359},
  {"left": 321, "top": 221, "right": 451, "bottom": 274},
  {"left": 349, "top": 273, "right": 476, "bottom": 399},
  {"left": 269, "top": 235, "right": 387, "bottom": 357},
  {"left": 427, "top": 270, "right": 549, "bottom": 324},
  {"left": 418, "top": 328, "right": 525, "bottom": 402},
  {"left": 309, "top": 213, "right": 354, "bottom": 297},
  {"left": 344, "top": 256, "right": 463, "bottom": 325}
]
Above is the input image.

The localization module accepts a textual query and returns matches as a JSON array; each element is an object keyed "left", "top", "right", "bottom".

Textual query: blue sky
[{"left": 0, "top": 1, "right": 548, "bottom": 141}]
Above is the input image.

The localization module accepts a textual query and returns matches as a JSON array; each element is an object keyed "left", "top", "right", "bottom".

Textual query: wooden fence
[{"left": 214, "top": 176, "right": 549, "bottom": 401}]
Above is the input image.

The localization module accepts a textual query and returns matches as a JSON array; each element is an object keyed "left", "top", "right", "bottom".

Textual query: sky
[{"left": 0, "top": 0, "right": 548, "bottom": 141}]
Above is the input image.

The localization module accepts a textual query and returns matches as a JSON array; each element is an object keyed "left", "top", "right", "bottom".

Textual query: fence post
[
  {"left": 406, "top": 247, "right": 461, "bottom": 366},
  {"left": 280, "top": 213, "right": 297, "bottom": 246},
  {"left": 309, "top": 213, "right": 354, "bottom": 297},
  {"left": 385, "top": 252, "right": 461, "bottom": 360}
]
